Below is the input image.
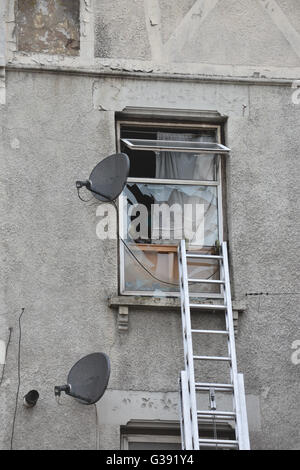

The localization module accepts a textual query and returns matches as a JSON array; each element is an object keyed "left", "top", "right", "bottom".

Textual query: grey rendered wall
[
  {"left": 0, "top": 70, "right": 299, "bottom": 449},
  {"left": 94, "top": 0, "right": 300, "bottom": 67},
  {"left": 0, "top": 0, "right": 300, "bottom": 450}
]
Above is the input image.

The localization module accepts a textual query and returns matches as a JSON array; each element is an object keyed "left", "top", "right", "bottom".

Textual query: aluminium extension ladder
[{"left": 178, "top": 240, "right": 250, "bottom": 450}]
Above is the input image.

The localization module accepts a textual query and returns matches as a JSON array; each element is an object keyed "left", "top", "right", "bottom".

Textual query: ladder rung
[
  {"left": 186, "top": 254, "right": 223, "bottom": 260},
  {"left": 188, "top": 278, "right": 224, "bottom": 284},
  {"left": 198, "top": 416, "right": 235, "bottom": 422},
  {"left": 193, "top": 355, "right": 231, "bottom": 362},
  {"left": 199, "top": 439, "right": 238, "bottom": 448},
  {"left": 191, "top": 329, "right": 228, "bottom": 335},
  {"left": 195, "top": 382, "right": 233, "bottom": 392},
  {"left": 197, "top": 410, "right": 236, "bottom": 418},
  {"left": 190, "top": 303, "right": 227, "bottom": 310}
]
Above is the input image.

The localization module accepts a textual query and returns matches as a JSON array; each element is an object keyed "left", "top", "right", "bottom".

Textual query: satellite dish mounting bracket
[
  {"left": 76, "top": 179, "right": 111, "bottom": 201},
  {"left": 54, "top": 384, "right": 93, "bottom": 404}
]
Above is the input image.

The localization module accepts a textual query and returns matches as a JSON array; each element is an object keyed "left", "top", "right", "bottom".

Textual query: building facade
[{"left": 0, "top": 0, "right": 299, "bottom": 450}]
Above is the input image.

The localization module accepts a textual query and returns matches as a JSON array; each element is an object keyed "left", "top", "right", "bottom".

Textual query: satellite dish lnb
[
  {"left": 54, "top": 352, "right": 110, "bottom": 405},
  {"left": 76, "top": 153, "right": 130, "bottom": 201}
]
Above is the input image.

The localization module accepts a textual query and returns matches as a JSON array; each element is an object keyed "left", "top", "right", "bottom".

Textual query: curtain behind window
[
  {"left": 155, "top": 132, "right": 216, "bottom": 181},
  {"left": 153, "top": 132, "right": 218, "bottom": 246}
]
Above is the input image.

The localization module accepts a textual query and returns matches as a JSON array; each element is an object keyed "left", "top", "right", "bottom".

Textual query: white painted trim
[
  {"left": 122, "top": 138, "right": 230, "bottom": 154},
  {"left": 127, "top": 177, "right": 219, "bottom": 186},
  {"left": 80, "top": 0, "right": 95, "bottom": 63}
]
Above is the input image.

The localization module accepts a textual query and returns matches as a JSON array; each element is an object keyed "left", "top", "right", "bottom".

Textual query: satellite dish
[
  {"left": 54, "top": 353, "right": 110, "bottom": 405},
  {"left": 76, "top": 153, "right": 130, "bottom": 202}
]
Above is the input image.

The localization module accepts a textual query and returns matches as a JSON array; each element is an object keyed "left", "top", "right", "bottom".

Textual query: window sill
[{"left": 108, "top": 296, "right": 245, "bottom": 333}]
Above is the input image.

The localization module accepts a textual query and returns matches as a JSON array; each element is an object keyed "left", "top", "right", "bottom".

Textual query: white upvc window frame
[
  {"left": 121, "top": 433, "right": 181, "bottom": 450},
  {"left": 116, "top": 120, "right": 224, "bottom": 298},
  {"left": 121, "top": 138, "right": 230, "bottom": 154}
]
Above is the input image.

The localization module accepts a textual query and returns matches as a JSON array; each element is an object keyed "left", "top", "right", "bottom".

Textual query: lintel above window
[{"left": 121, "top": 138, "right": 230, "bottom": 154}]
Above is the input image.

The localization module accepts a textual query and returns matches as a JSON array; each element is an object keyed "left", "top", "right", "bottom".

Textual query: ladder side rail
[
  {"left": 178, "top": 240, "right": 199, "bottom": 450},
  {"left": 178, "top": 243, "right": 193, "bottom": 449},
  {"left": 238, "top": 373, "right": 251, "bottom": 450},
  {"left": 180, "top": 371, "right": 194, "bottom": 450},
  {"left": 178, "top": 375, "right": 184, "bottom": 449},
  {"left": 222, "top": 242, "right": 244, "bottom": 447},
  {"left": 178, "top": 247, "right": 189, "bottom": 374},
  {"left": 178, "top": 245, "right": 190, "bottom": 395}
]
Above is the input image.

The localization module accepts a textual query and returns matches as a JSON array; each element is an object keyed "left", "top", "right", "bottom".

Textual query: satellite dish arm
[
  {"left": 54, "top": 384, "right": 93, "bottom": 404},
  {"left": 76, "top": 180, "right": 112, "bottom": 202},
  {"left": 54, "top": 384, "right": 70, "bottom": 397},
  {"left": 76, "top": 180, "right": 90, "bottom": 190}
]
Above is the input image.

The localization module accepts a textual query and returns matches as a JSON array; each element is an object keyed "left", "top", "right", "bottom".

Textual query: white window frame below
[{"left": 121, "top": 433, "right": 182, "bottom": 450}]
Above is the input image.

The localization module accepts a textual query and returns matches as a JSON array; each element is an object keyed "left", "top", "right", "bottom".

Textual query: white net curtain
[{"left": 123, "top": 131, "right": 220, "bottom": 295}]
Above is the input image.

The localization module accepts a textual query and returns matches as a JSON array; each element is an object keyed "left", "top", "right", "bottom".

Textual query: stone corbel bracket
[
  {"left": 117, "top": 306, "right": 129, "bottom": 332},
  {"left": 108, "top": 296, "right": 246, "bottom": 333},
  {"left": 232, "top": 300, "right": 246, "bottom": 336}
]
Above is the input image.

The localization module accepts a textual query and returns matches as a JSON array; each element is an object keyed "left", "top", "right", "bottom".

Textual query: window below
[
  {"left": 117, "top": 122, "right": 226, "bottom": 297},
  {"left": 120, "top": 420, "right": 235, "bottom": 450},
  {"left": 120, "top": 421, "right": 181, "bottom": 450}
]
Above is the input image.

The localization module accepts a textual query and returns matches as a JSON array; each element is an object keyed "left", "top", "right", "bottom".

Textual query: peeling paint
[{"left": 16, "top": 0, "right": 80, "bottom": 56}]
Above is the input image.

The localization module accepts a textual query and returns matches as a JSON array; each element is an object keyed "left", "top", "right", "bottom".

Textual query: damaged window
[
  {"left": 16, "top": 0, "right": 80, "bottom": 56},
  {"left": 118, "top": 123, "right": 226, "bottom": 297}
]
